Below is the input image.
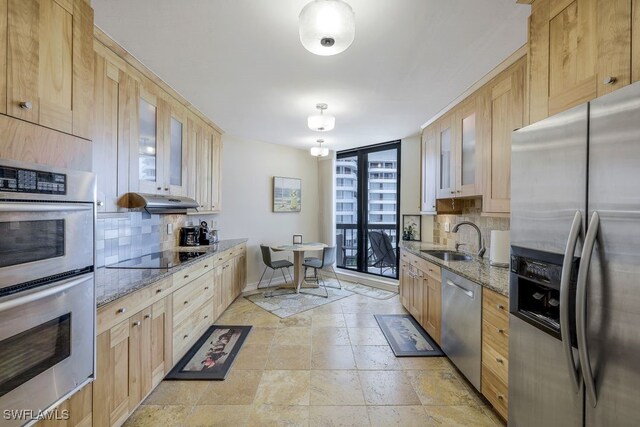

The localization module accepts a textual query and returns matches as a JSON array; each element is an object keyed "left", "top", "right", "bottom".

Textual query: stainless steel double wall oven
[{"left": 0, "top": 159, "right": 95, "bottom": 427}]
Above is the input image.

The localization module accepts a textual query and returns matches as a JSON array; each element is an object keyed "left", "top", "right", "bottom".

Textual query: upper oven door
[{"left": 0, "top": 202, "right": 94, "bottom": 290}]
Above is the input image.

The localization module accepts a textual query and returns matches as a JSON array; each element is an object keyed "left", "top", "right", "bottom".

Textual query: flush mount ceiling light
[
  {"left": 310, "top": 139, "right": 329, "bottom": 157},
  {"left": 299, "top": 0, "right": 355, "bottom": 56},
  {"left": 308, "top": 103, "right": 335, "bottom": 132}
]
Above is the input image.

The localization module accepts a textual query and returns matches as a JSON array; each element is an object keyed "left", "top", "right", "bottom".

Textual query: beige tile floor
[{"left": 125, "top": 291, "right": 506, "bottom": 427}]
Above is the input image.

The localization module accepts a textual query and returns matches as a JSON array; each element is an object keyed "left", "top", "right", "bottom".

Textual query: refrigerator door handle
[
  {"left": 576, "top": 211, "right": 600, "bottom": 408},
  {"left": 560, "top": 210, "right": 583, "bottom": 393}
]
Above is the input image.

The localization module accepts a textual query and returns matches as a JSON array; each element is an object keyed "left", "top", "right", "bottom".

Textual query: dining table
[{"left": 271, "top": 242, "right": 327, "bottom": 293}]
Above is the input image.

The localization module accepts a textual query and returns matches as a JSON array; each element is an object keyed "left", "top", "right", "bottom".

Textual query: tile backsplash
[
  {"left": 433, "top": 198, "right": 510, "bottom": 255},
  {"left": 95, "top": 211, "right": 216, "bottom": 267}
]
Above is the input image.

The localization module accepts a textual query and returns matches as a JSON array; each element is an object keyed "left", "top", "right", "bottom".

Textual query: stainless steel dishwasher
[{"left": 441, "top": 269, "right": 482, "bottom": 390}]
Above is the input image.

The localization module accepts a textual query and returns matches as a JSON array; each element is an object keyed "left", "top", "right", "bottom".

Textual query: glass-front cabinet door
[
  {"left": 436, "top": 114, "right": 456, "bottom": 199},
  {"left": 166, "top": 106, "right": 188, "bottom": 196},
  {"left": 457, "top": 97, "right": 481, "bottom": 197},
  {"left": 136, "top": 88, "right": 162, "bottom": 194}
]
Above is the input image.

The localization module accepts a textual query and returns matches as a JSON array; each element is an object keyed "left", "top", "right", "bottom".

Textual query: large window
[{"left": 335, "top": 141, "right": 401, "bottom": 279}]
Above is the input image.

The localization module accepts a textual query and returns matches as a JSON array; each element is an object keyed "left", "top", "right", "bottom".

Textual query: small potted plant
[{"left": 403, "top": 225, "right": 415, "bottom": 241}]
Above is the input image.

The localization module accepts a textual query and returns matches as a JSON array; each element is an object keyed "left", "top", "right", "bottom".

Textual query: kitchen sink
[{"left": 420, "top": 250, "right": 474, "bottom": 262}]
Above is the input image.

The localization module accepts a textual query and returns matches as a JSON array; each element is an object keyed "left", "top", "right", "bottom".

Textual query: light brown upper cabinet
[
  {"left": 433, "top": 98, "right": 483, "bottom": 201},
  {"left": 420, "top": 126, "right": 437, "bottom": 214},
  {"left": 483, "top": 58, "right": 525, "bottom": 214},
  {"left": 133, "top": 87, "right": 165, "bottom": 195},
  {"left": 93, "top": 52, "right": 136, "bottom": 212},
  {"left": 210, "top": 131, "right": 222, "bottom": 212},
  {"left": 633, "top": 0, "right": 640, "bottom": 82},
  {"left": 435, "top": 113, "right": 456, "bottom": 199},
  {"left": 528, "top": 0, "right": 631, "bottom": 123},
  {"left": 6, "top": 0, "right": 93, "bottom": 139},
  {"left": 165, "top": 104, "right": 189, "bottom": 197},
  {"left": 455, "top": 96, "right": 483, "bottom": 198}
]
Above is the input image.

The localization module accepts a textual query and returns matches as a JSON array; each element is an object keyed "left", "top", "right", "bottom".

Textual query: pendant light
[
  {"left": 299, "top": 0, "right": 355, "bottom": 56},
  {"left": 310, "top": 139, "right": 329, "bottom": 157},
  {"left": 308, "top": 103, "right": 335, "bottom": 132}
]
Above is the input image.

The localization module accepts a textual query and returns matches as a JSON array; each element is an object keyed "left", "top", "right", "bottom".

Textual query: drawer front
[
  {"left": 482, "top": 318, "right": 509, "bottom": 357},
  {"left": 482, "top": 366, "right": 508, "bottom": 419},
  {"left": 97, "top": 276, "right": 172, "bottom": 334},
  {"left": 414, "top": 257, "right": 441, "bottom": 281},
  {"left": 482, "top": 338, "right": 509, "bottom": 385},
  {"left": 173, "top": 272, "right": 214, "bottom": 326},
  {"left": 173, "top": 298, "right": 213, "bottom": 361},
  {"left": 173, "top": 258, "right": 214, "bottom": 290},
  {"left": 213, "top": 248, "right": 236, "bottom": 266},
  {"left": 483, "top": 288, "right": 509, "bottom": 331}
]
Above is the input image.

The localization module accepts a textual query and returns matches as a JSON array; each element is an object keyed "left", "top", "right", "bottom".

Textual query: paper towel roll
[{"left": 490, "top": 230, "right": 510, "bottom": 267}]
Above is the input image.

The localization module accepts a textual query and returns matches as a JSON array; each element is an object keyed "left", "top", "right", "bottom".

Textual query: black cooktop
[{"left": 106, "top": 250, "right": 207, "bottom": 270}]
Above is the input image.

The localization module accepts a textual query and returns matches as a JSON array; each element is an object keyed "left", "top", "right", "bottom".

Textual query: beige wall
[
  {"left": 216, "top": 134, "right": 320, "bottom": 287},
  {"left": 400, "top": 135, "right": 434, "bottom": 243}
]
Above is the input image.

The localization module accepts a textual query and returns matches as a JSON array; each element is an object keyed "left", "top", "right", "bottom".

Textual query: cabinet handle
[
  {"left": 164, "top": 187, "right": 169, "bottom": 191},
  {"left": 456, "top": 190, "right": 461, "bottom": 193},
  {"left": 205, "top": 286, "right": 209, "bottom": 290},
  {"left": 450, "top": 191, "right": 455, "bottom": 194},
  {"left": 183, "top": 334, "right": 189, "bottom": 339},
  {"left": 218, "top": 257, "right": 223, "bottom": 261},
  {"left": 603, "top": 76, "right": 617, "bottom": 85},
  {"left": 432, "top": 205, "right": 436, "bottom": 208},
  {"left": 204, "top": 265, "right": 209, "bottom": 268},
  {"left": 184, "top": 301, "right": 189, "bottom": 305},
  {"left": 157, "top": 187, "right": 162, "bottom": 191},
  {"left": 96, "top": 201, "right": 104, "bottom": 207},
  {"left": 496, "top": 357, "right": 504, "bottom": 364},
  {"left": 132, "top": 321, "right": 141, "bottom": 327},
  {"left": 19, "top": 101, "right": 33, "bottom": 110},
  {"left": 497, "top": 394, "right": 505, "bottom": 401},
  {"left": 184, "top": 274, "right": 189, "bottom": 279},
  {"left": 204, "top": 315, "right": 209, "bottom": 319},
  {"left": 144, "top": 314, "right": 150, "bottom": 319},
  {"left": 117, "top": 308, "right": 126, "bottom": 314},
  {"left": 156, "top": 289, "right": 162, "bottom": 294},
  {"left": 497, "top": 328, "right": 505, "bottom": 334},
  {"left": 496, "top": 304, "right": 505, "bottom": 310}
]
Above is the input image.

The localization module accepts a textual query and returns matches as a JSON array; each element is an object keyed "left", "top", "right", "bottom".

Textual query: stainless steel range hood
[{"left": 126, "top": 193, "right": 199, "bottom": 214}]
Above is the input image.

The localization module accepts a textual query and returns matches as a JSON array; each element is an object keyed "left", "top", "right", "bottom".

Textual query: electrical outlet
[
  {"left": 167, "top": 223, "right": 173, "bottom": 235},
  {"left": 444, "top": 222, "right": 450, "bottom": 232}
]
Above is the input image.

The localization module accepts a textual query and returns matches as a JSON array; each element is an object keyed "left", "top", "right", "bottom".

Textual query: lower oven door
[{"left": 0, "top": 273, "right": 94, "bottom": 427}]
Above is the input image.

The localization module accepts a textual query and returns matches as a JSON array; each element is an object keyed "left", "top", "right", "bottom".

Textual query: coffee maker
[
  {"left": 199, "top": 221, "right": 211, "bottom": 245},
  {"left": 179, "top": 226, "right": 200, "bottom": 246}
]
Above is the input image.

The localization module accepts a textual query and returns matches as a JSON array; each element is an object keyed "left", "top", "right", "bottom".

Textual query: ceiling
[{"left": 92, "top": 0, "right": 530, "bottom": 151}]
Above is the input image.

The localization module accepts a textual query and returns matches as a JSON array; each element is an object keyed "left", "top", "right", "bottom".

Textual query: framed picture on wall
[
  {"left": 273, "top": 177, "right": 302, "bottom": 212},
  {"left": 402, "top": 215, "right": 421, "bottom": 241}
]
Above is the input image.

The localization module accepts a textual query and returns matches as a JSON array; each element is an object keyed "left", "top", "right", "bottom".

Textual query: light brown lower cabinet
[
  {"left": 93, "top": 300, "right": 166, "bottom": 427},
  {"left": 399, "top": 250, "right": 442, "bottom": 346},
  {"left": 422, "top": 271, "right": 442, "bottom": 344},
  {"left": 34, "top": 383, "right": 93, "bottom": 427},
  {"left": 481, "top": 288, "right": 510, "bottom": 420},
  {"left": 36, "top": 245, "right": 246, "bottom": 427}
]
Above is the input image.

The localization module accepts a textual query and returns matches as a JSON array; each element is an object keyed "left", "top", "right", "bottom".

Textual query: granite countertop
[
  {"left": 95, "top": 238, "right": 248, "bottom": 308},
  {"left": 399, "top": 241, "right": 509, "bottom": 297}
]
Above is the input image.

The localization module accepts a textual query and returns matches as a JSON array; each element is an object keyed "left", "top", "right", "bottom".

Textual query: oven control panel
[{"left": 0, "top": 165, "right": 67, "bottom": 195}]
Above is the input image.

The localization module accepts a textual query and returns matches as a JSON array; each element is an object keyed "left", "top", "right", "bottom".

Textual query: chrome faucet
[{"left": 452, "top": 221, "right": 486, "bottom": 258}]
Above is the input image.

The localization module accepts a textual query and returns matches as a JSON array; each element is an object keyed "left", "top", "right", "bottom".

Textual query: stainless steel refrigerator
[{"left": 509, "top": 81, "right": 640, "bottom": 427}]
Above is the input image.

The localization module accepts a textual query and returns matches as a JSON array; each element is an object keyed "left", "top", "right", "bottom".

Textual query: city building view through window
[{"left": 336, "top": 143, "right": 400, "bottom": 278}]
